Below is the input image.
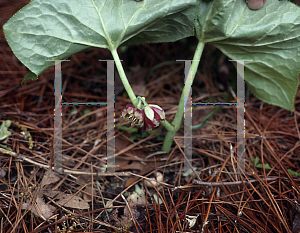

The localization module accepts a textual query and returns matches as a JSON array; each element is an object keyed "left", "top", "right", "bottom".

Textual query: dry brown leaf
[
  {"left": 21, "top": 195, "right": 56, "bottom": 219},
  {"left": 82, "top": 185, "right": 96, "bottom": 202},
  {"left": 44, "top": 189, "right": 89, "bottom": 209},
  {"left": 121, "top": 191, "right": 149, "bottom": 228},
  {"left": 115, "top": 158, "right": 165, "bottom": 187},
  {"left": 56, "top": 194, "right": 89, "bottom": 209},
  {"left": 122, "top": 198, "right": 140, "bottom": 227},
  {"left": 127, "top": 191, "right": 149, "bottom": 206},
  {"left": 41, "top": 169, "right": 60, "bottom": 187}
]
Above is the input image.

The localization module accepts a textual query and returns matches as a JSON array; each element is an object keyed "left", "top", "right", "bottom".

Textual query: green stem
[
  {"left": 111, "top": 49, "right": 138, "bottom": 106},
  {"left": 160, "top": 120, "right": 175, "bottom": 132},
  {"left": 162, "top": 41, "right": 205, "bottom": 152},
  {"left": 111, "top": 50, "right": 175, "bottom": 132}
]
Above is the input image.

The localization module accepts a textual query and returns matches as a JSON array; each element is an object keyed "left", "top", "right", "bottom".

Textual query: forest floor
[{"left": 0, "top": 1, "right": 300, "bottom": 232}]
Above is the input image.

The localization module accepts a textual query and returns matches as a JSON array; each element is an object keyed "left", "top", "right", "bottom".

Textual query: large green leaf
[
  {"left": 196, "top": 0, "right": 300, "bottom": 111},
  {"left": 3, "top": 0, "right": 198, "bottom": 77}
]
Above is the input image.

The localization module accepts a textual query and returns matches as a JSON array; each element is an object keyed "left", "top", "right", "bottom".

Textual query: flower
[
  {"left": 121, "top": 104, "right": 144, "bottom": 127},
  {"left": 121, "top": 103, "right": 165, "bottom": 131},
  {"left": 142, "top": 104, "right": 165, "bottom": 131}
]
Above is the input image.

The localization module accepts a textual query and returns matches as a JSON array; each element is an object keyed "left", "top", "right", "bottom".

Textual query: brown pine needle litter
[{"left": 1, "top": 1, "right": 300, "bottom": 232}]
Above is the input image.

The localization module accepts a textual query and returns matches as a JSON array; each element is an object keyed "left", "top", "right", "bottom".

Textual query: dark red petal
[{"left": 142, "top": 116, "right": 156, "bottom": 131}]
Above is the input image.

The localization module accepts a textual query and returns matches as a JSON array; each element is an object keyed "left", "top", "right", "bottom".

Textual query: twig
[
  {"left": 0, "top": 208, "right": 13, "bottom": 228},
  {"left": 193, "top": 177, "right": 278, "bottom": 186},
  {"left": 94, "top": 180, "right": 110, "bottom": 221},
  {"left": 0, "top": 147, "right": 131, "bottom": 177},
  {"left": 0, "top": 191, "right": 12, "bottom": 200},
  {"left": 121, "top": 194, "right": 140, "bottom": 233}
]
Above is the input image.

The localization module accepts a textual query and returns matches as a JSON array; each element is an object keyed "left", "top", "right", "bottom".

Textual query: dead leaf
[
  {"left": 44, "top": 189, "right": 89, "bottom": 209},
  {"left": 121, "top": 191, "right": 149, "bottom": 228},
  {"left": 82, "top": 185, "right": 96, "bottom": 202},
  {"left": 56, "top": 194, "right": 89, "bottom": 209},
  {"left": 127, "top": 191, "right": 149, "bottom": 206},
  {"left": 122, "top": 198, "right": 140, "bottom": 226},
  {"left": 41, "top": 169, "right": 60, "bottom": 187},
  {"left": 115, "top": 158, "right": 165, "bottom": 187},
  {"left": 21, "top": 195, "right": 56, "bottom": 219}
]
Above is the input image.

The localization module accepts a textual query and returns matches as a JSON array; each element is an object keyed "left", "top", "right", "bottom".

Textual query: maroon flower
[
  {"left": 121, "top": 104, "right": 144, "bottom": 127},
  {"left": 142, "top": 104, "right": 165, "bottom": 131},
  {"left": 121, "top": 104, "right": 165, "bottom": 131}
]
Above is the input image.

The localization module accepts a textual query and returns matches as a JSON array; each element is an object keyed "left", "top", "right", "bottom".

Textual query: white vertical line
[
  {"left": 106, "top": 61, "right": 115, "bottom": 172},
  {"left": 236, "top": 61, "right": 246, "bottom": 173},
  {"left": 54, "top": 60, "right": 63, "bottom": 173},
  {"left": 184, "top": 61, "right": 193, "bottom": 171}
]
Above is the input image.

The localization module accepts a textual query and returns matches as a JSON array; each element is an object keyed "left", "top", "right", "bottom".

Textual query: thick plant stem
[
  {"left": 160, "top": 120, "right": 175, "bottom": 132},
  {"left": 111, "top": 49, "right": 138, "bottom": 106},
  {"left": 162, "top": 41, "right": 205, "bottom": 152}
]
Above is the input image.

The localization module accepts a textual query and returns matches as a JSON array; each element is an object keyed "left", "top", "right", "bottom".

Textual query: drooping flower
[
  {"left": 121, "top": 103, "right": 165, "bottom": 131},
  {"left": 142, "top": 104, "right": 165, "bottom": 131},
  {"left": 121, "top": 104, "right": 144, "bottom": 127}
]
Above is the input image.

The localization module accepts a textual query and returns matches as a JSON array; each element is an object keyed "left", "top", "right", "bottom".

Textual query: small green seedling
[
  {"left": 288, "top": 169, "right": 300, "bottom": 177},
  {"left": 250, "top": 157, "right": 272, "bottom": 170},
  {"left": 0, "top": 120, "right": 11, "bottom": 141}
]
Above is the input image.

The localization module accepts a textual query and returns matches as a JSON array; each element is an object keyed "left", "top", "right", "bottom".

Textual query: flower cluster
[{"left": 121, "top": 104, "right": 165, "bottom": 131}]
